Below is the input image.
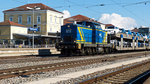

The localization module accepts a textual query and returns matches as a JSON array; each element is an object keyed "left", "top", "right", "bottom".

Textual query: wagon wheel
[{"left": 92, "top": 48, "right": 96, "bottom": 55}]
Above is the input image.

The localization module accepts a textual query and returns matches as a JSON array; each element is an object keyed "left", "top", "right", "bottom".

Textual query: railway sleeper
[
  {"left": 107, "top": 76, "right": 130, "bottom": 81},
  {"left": 101, "top": 79, "right": 123, "bottom": 84},
  {"left": 105, "top": 80, "right": 124, "bottom": 84}
]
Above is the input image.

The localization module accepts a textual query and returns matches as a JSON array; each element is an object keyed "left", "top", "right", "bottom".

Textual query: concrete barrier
[{"left": 38, "top": 49, "right": 51, "bottom": 56}]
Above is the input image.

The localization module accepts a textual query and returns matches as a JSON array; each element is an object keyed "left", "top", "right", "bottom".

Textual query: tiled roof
[
  {"left": 131, "top": 28, "right": 139, "bottom": 33},
  {"left": 4, "top": 3, "right": 63, "bottom": 14},
  {"left": 105, "top": 24, "right": 114, "bottom": 27},
  {"left": 0, "top": 20, "right": 25, "bottom": 27},
  {"left": 64, "top": 14, "right": 101, "bottom": 25}
]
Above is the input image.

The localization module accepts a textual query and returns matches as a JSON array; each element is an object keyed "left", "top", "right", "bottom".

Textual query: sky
[{"left": 1, "top": 0, "right": 150, "bottom": 29}]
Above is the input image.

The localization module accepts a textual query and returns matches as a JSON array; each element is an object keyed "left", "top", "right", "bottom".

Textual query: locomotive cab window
[
  {"left": 107, "top": 26, "right": 114, "bottom": 29},
  {"left": 77, "top": 22, "right": 83, "bottom": 26},
  {"left": 95, "top": 24, "right": 101, "bottom": 29},
  {"left": 86, "top": 22, "right": 93, "bottom": 28}
]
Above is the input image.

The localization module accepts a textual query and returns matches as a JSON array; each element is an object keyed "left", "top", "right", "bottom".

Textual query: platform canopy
[{"left": 13, "top": 33, "right": 60, "bottom": 39}]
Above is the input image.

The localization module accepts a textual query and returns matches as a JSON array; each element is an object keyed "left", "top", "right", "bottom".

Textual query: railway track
[
  {"left": 0, "top": 51, "right": 150, "bottom": 80},
  {"left": 0, "top": 55, "right": 36, "bottom": 59},
  {"left": 0, "top": 56, "right": 60, "bottom": 64},
  {"left": 0, "top": 51, "right": 150, "bottom": 64},
  {"left": 78, "top": 60, "right": 150, "bottom": 84}
]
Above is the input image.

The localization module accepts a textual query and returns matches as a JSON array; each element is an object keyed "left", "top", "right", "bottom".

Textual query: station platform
[{"left": 0, "top": 47, "right": 60, "bottom": 57}]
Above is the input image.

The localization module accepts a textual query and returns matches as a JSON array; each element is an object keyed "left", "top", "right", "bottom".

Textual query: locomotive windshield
[
  {"left": 77, "top": 22, "right": 83, "bottom": 25},
  {"left": 107, "top": 26, "right": 115, "bottom": 29}
]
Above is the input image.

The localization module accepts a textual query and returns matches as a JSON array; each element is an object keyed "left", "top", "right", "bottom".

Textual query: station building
[
  {"left": 64, "top": 14, "right": 106, "bottom": 30},
  {"left": 105, "top": 24, "right": 114, "bottom": 28},
  {"left": 131, "top": 28, "right": 139, "bottom": 32},
  {"left": 0, "top": 20, "right": 28, "bottom": 45},
  {"left": 138, "top": 27, "right": 150, "bottom": 36},
  {"left": 1, "top": 3, "right": 64, "bottom": 46}
]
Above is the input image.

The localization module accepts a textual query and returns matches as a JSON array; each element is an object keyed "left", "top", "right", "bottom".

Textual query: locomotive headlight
[
  {"left": 61, "top": 38, "right": 64, "bottom": 42},
  {"left": 74, "top": 38, "right": 76, "bottom": 42}
]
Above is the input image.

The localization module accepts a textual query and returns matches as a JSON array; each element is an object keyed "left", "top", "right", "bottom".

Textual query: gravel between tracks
[
  {"left": 0, "top": 56, "right": 101, "bottom": 70},
  {"left": 57, "top": 59, "right": 150, "bottom": 84},
  {"left": 0, "top": 53, "right": 137, "bottom": 70},
  {"left": 0, "top": 55, "right": 149, "bottom": 84}
]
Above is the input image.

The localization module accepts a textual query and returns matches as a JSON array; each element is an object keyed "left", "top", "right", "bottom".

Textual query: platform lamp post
[{"left": 27, "top": 6, "right": 40, "bottom": 48}]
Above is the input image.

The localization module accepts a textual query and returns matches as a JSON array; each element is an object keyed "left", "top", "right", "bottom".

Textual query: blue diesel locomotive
[{"left": 56, "top": 21, "right": 113, "bottom": 55}]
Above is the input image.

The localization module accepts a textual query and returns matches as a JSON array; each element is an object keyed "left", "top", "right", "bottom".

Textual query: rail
[
  {"left": 0, "top": 51, "right": 150, "bottom": 80},
  {"left": 125, "top": 70, "right": 150, "bottom": 84},
  {"left": 78, "top": 60, "right": 150, "bottom": 84}
]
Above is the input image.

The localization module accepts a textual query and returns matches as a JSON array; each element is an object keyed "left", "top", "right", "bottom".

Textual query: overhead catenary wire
[
  {"left": 123, "top": 0, "right": 150, "bottom": 7},
  {"left": 12, "top": 0, "right": 27, "bottom": 4},
  {"left": 67, "top": 0, "right": 102, "bottom": 14},
  {"left": 47, "top": 0, "right": 150, "bottom": 24},
  {"left": 10, "top": 0, "right": 150, "bottom": 26},
  {"left": 61, "top": 0, "right": 104, "bottom": 20},
  {"left": 54, "top": 0, "right": 150, "bottom": 8},
  {"left": 86, "top": 3, "right": 128, "bottom": 8},
  {"left": 109, "top": 0, "right": 149, "bottom": 27}
]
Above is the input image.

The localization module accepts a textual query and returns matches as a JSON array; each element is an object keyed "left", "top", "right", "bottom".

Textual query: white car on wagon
[{"left": 105, "top": 26, "right": 120, "bottom": 34}]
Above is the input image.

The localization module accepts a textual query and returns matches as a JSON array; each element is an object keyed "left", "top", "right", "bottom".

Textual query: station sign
[
  {"left": 121, "top": 34, "right": 123, "bottom": 38},
  {"left": 28, "top": 27, "right": 39, "bottom": 31}
]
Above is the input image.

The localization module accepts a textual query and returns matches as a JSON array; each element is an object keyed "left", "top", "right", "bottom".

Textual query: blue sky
[{"left": 1, "top": 0, "right": 150, "bottom": 28}]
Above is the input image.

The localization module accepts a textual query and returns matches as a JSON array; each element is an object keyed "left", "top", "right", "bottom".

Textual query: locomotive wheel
[
  {"left": 61, "top": 49, "right": 72, "bottom": 56},
  {"left": 89, "top": 48, "right": 92, "bottom": 55},
  {"left": 85, "top": 48, "right": 89, "bottom": 55},
  {"left": 68, "top": 50, "right": 73, "bottom": 56},
  {"left": 92, "top": 48, "right": 96, "bottom": 55},
  {"left": 80, "top": 48, "right": 85, "bottom": 56},
  {"left": 105, "top": 48, "right": 109, "bottom": 54},
  {"left": 61, "top": 50, "right": 65, "bottom": 55},
  {"left": 95, "top": 49, "right": 99, "bottom": 55}
]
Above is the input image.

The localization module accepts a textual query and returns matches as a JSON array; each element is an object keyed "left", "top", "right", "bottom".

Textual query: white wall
[
  {"left": 46, "top": 10, "right": 63, "bottom": 33},
  {"left": 101, "top": 24, "right": 106, "bottom": 30},
  {"left": 10, "top": 26, "right": 28, "bottom": 39}
]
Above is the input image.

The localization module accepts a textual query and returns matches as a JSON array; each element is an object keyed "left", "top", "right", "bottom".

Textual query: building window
[
  {"left": 50, "top": 28, "right": 52, "bottom": 31},
  {"left": 37, "top": 16, "right": 41, "bottom": 24},
  {"left": 9, "top": 16, "right": 13, "bottom": 21},
  {"left": 27, "top": 16, "right": 31, "bottom": 24},
  {"left": 55, "top": 16, "right": 57, "bottom": 23},
  {"left": 59, "top": 17, "right": 62, "bottom": 25},
  {"left": 18, "top": 16, "right": 22, "bottom": 24},
  {"left": 50, "top": 15, "right": 52, "bottom": 23},
  {"left": 37, "top": 26, "right": 41, "bottom": 31}
]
